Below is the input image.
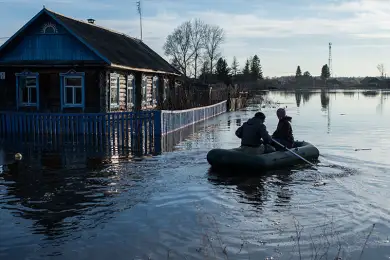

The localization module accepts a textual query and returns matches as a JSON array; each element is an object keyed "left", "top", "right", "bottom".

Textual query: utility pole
[
  {"left": 328, "top": 42, "right": 332, "bottom": 78},
  {"left": 136, "top": 0, "right": 143, "bottom": 41}
]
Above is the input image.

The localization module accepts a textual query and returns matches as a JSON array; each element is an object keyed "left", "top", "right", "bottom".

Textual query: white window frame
[
  {"left": 110, "top": 73, "right": 120, "bottom": 108},
  {"left": 152, "top": 76, "right": 157, "bottom": 106},
  {"left": 19, "top": 76, "right": 38, "bottom": 106},
  {"left": 163, "top": 78, "right": 169, "bottom": 101},
  {"left": 63, "top": 76, "right": 83, "bottom": 107},
  {"left": 141, "top": 75, "right": 147, "bottom": 106},
  {"left": 127, "top": 74, "right": 134, "bottom": 109}
]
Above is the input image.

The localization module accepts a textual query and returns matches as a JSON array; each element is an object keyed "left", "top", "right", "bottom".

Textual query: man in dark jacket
[
  {"left": 272, "top": 108, "right": 294, "bottom": 149},
  {"left": 235, "top": 112, "right": 275, "bottom": 154}
]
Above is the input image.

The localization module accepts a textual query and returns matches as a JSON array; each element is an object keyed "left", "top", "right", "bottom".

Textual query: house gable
[{"left": 0, "top": 11, "right": 104, "bottom": 64}]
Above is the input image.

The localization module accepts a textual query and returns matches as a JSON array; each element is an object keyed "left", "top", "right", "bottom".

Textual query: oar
[
  {"left": 271, "top": 138, "right": 326, "bottom": 186},
  {"left": 271, "top": 139, "right": 316, "bottom": 167}
]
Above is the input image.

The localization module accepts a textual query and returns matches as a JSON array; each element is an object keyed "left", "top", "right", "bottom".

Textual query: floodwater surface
[{"left": 1, "top": 89, "right": 390, "bottom": 260}]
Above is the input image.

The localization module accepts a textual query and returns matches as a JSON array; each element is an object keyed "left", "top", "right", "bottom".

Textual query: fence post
[{"left": 153, "top": 110, "right": 162, "bottom": 154}]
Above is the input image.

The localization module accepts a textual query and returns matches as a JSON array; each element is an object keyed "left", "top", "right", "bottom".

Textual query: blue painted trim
[
  {"left": 36, "top": 74, "right": 40, "bottom": 110},
  {"left": 15, "top": 76, "right": 19, "bottom": 111},
  {"left": 82, "top": 76, "right": 85, "bottom": 112},
  {"left": 44, "top": 10, "right": 111, "bottom": 65},
  {"left": 15, "top": 71, "right": 40, "bottom": 110},
  {"left": 0, "top": 9, "right": 46, "bottom": 54},
  {"left": 60, "top": 74, "right": 64, "bottom": 111},
  {"left": 59, "top": 70, "right": 85, "bottom": 111}
]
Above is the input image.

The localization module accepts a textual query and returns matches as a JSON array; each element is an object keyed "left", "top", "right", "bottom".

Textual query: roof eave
[{"left": 109, "top": 63, "right": 182, "bottom": 77}]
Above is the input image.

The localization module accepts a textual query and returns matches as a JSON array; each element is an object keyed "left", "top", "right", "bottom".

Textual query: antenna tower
[
  {"left": 328, "top": 42, "right": 332, "bottom": 78},
  {"left": 136, "top": 0, "right": 143, "bottom": 41}
]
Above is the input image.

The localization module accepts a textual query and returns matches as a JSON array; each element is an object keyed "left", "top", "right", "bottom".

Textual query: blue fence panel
[
  {"left": 0, "top": 111, "right": 162, "bottom": 155},
  {"left": 161, "top": 100, "right": 227, "bottom": 135},
  {"left": 0, "top": 100, "right": 227, "bottom": 155}
]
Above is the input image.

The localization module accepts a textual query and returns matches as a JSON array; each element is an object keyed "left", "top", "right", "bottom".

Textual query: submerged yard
[{"left": 1, "top": 89, "right": 390, "bottom": 259}]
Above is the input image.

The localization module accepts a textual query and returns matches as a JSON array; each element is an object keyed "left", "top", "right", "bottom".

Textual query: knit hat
[{"left": 276, "top": 108, "right": 286, "bottom": 118}]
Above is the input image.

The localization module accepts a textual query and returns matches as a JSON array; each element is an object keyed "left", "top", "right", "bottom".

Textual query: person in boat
[
  {"left": 272, "top": 108, "right": 294, "bottom": 150},
  {"left": 235, "top": 112, "right": 276, "bottom": 154}
]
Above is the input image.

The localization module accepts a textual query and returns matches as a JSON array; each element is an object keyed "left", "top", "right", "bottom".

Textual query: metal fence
[{"left": 161, "top": 100, "right": 227, "bottom": 135}]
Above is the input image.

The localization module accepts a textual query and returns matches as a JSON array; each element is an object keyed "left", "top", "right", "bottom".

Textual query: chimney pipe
[{"left": 87, "top": 18, "right": 95, "bottom": 24}]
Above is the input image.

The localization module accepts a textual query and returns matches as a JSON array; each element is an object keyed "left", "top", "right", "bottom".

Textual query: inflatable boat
[{"left": 206, "top": 141, "right": 320, "bottom": 171}]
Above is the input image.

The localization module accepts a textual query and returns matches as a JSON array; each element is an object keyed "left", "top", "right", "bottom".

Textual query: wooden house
[{"left": 0, "top": 7, "right": 182, "bottom": 113}]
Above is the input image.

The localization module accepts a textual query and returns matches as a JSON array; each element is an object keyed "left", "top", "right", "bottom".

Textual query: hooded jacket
[
  {"left": 235, "top": 117, "right": 272, "bottom": 147},
  {"left": 272, "top": 116, "right": 294, "bottom": 147}
]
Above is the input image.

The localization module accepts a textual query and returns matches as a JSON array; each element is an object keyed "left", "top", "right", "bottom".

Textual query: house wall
[
  {"left": 103, "top": 69, "right": 166, "bottom": 112},
  {"left": 0, "top": 67, "right": 101, "bottom": 113},
  {"left": 0, "top": 12, "right": 102, "bottom": 63}
]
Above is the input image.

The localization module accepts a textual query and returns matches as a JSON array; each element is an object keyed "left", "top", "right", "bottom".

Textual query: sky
[{"left": 1, "top": 0, "right": 390, "bottom": 77}]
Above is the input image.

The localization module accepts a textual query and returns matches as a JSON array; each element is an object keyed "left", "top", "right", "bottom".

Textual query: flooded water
[{"left": 1, "top": 89, "right": 390, "bottom": 260}]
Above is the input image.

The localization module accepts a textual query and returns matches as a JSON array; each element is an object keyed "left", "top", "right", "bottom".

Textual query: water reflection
[
  {"left": 362, "top": 90, "right": 379, "bottom": 97},
  {"left": 207, "top": 169, "right": 294, "bottom": 210},
  {"left": 295, "top": 92, "right": 302, "bottom": 107},
  {"left": 0, "top": 139, "right": 158, "bottom": 248},
  {"left": 343, "top": 91, "right": 355, "bottom": 97},
  {"left": 1, "top": 152, "right": 115, "bottom": 240},
  {"left": 320, "top": 89, "right": 330, "bottom": 110}
]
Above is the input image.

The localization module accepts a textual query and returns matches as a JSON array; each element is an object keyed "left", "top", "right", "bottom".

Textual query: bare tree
[
  {"left": 163, "top": 21, "right": 194, "bottom": 77},
  {"left": 377, "top": 63, "right": 386, "bottom": 78},
  {"left": 190, "top": 19, "right": 206, "bottom": 78},
  {"left": 203, "top": 25, "right": 225, "bottom": 74},
  {"left": 231, "top": 56, "right": 239, "bottom": 76},
  {"left": 164, "top": 20, "right": 224, "bottom": 78}
]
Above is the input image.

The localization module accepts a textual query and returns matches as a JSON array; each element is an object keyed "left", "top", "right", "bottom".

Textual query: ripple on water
[{"left": 2, "top": 91, "right": 390, "bottom": 259}]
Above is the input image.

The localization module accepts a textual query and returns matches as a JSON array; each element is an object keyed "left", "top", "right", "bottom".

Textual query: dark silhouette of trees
[{"left": 295, "top": 66, "right": 302, "bottom": 78}]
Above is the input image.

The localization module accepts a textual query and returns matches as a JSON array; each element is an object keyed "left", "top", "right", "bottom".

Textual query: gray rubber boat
[{"left": 206, "top": 141, "right": 320, "bottom": 171}]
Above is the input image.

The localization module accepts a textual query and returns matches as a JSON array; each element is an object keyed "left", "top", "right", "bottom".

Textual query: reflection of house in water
[
  {"left": 294, "top": 90, "right": 316, "bottom": 106},
  {"left": 342, "top": 91, "right": 355, "bottom": 97},
  {"left": 0, "top": 139, "right": 157, "bottom": 243}
]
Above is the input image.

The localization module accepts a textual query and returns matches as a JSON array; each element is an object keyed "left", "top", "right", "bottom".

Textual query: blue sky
[{"left": 1, "top": 0, "right": 390, "bottom": 77}]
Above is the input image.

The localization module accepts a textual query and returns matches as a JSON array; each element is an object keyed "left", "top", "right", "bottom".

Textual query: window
[
  {"left": 142, "top": 75, "right": 147, "bottom": 106},
  {"left": 127, "top": 75, "right": 134, "bottom": 108},
  {"left": 110, "top": 74, "right": 119, "bottom": 108},
  {"left": 15, "top": 71, "right": 39, "bottom": 109},
  {"left": 64, "top": 76, "right": 82, "bottom": 106},
  {"left": 151, "top": 77, "right": 158, "bottom": 106},
  {"left": 18, "top": 76, "right": 38, "bottom": 106},
  {"left": 163, "top": 79, "right": 169, "bottom": 101},
  {"left": 59, "top": 70, "right": 85, "bottom": 111}
]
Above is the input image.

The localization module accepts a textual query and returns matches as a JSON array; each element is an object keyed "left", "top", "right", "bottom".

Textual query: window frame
[
  {"left": 127, "top": 74, "right": 135, "bottom": 109},
  {"left": 15, "top": 71, "right": 40, "bottom": 110},
  {"left": 110, "top": 73, "right": 120, "bottom": 109},
  {"left": 63, "top": 76, "right": 83, "bottom": 107},
  {"left": 59, "top": 70, "right": 85, "bottom": 111},
  {"left": 163, "top": 78, "right": 168, "bottom": 101},
  {"left": 152, "top": 76, "right": 158, "bottom": 106},
  {"left": 141, "top": 75, "right": 147, "bottom": 107}
]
